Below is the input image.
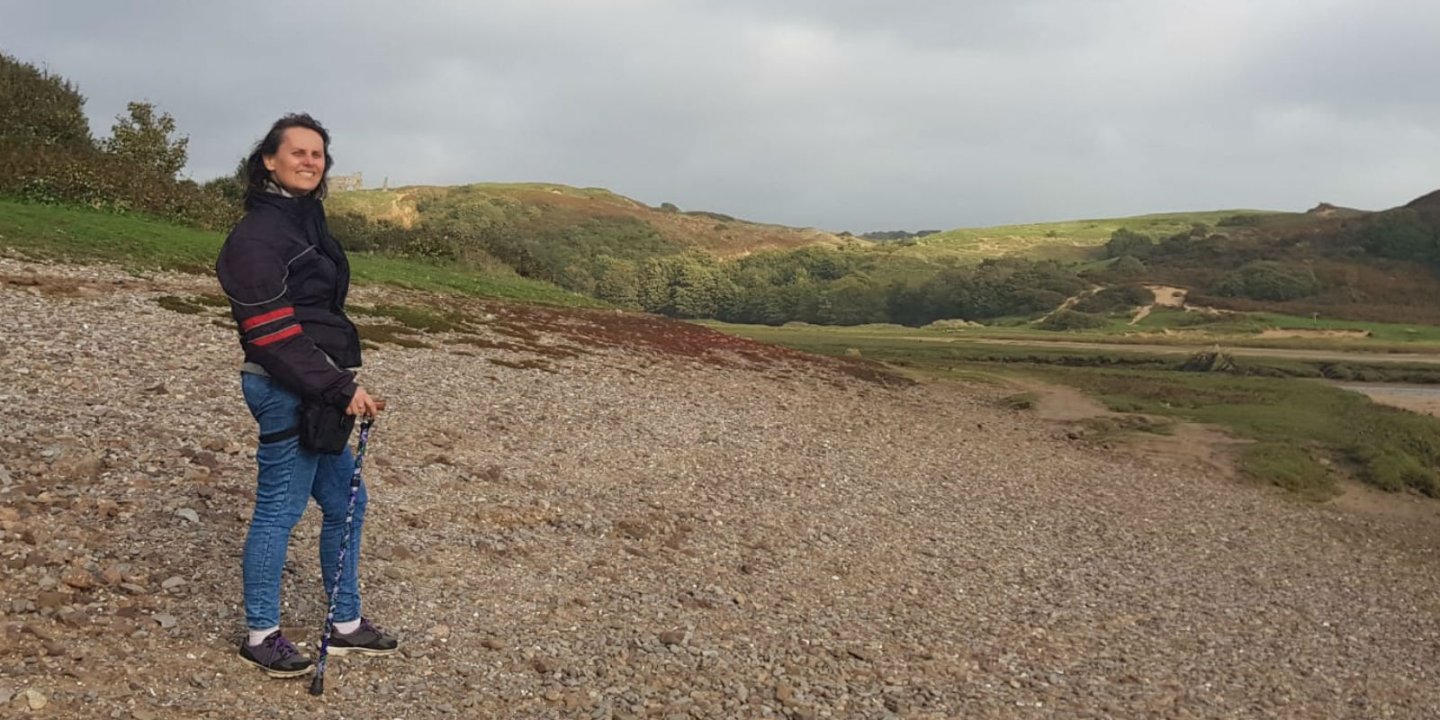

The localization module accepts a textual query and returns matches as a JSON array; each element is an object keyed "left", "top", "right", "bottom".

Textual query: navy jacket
[{"left": 215, "top": 193, "right": 361, "bottom": 407}]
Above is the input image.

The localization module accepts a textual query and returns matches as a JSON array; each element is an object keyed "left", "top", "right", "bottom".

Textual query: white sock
[
  {"left": 334, "top": 618, "right": 361, "bottom": 635},
  {"left": 248, "top": 626, "right": 279, "bottom": 646}
]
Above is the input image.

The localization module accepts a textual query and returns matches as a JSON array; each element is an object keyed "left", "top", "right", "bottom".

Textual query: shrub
[
  {"left": 1105, "top": 228, "right": 1153, "bottom": 259},
  {"left": 0, "top": 52, "right": 92, "bottom": 151},
  {"left": 1214, "top": 261, "right": 1319, "bottom": 301},
  {"left": 1109, "top": 255, "right": 1146, "bottom": 280},
  {"left": 1353, "top": 208, "right": 1437, "bottom": 261},
  {"left": 1039, "top": 309, "right": 1109, "bottom": 331}
]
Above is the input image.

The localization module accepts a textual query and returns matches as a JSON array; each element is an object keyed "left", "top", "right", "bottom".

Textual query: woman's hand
[{"left": 346, "top": 386, "right": 382, "bottom": 418}]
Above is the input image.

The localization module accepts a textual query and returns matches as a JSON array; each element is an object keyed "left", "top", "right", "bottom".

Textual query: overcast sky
[{"left": 3, "top": 0, "right": 1437, "bottom": 232}]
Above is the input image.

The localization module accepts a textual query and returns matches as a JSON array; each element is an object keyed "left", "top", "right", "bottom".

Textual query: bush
[
  {"left": 1039, "top": 309, "right": 1109, "bottom": 331},
  {"left": 1213, "top": 261, "right": 1319, "bottom": 301},
  {"left": 1353, "top": 208, "right": 1437, "bottom": 261},
  {"left": 1105, "top": 228, "right": 1153, "bottom": 259},
  {"left": 1218, "top": 214, "right": 1264, "bottom": 227},
  {"left": 1109, "top": 254, "right": 1146, "bottom": 280},
  {"left": 0, "top": 52, "right": 92, "bottom": 151}
]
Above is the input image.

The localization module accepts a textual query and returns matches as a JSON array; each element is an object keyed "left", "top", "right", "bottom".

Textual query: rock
[
  {"left": 152, "top": 614, "right": 177, "bottom": 629},
  {"left": 22, "top": 689, "right": 47, "bottom": 710},
  {"left": 101, "top": 565, "right": 124, "bottom": 586},
  {"left": 160, "top": 576, "right": 186, "bottom": 590},
  {"left": 481, "top": 637, "right": 505, "bottom": 651},
  {"left": 658, "top": 630, "right": 686, "bottom": 646},
  {"left": 0, "top": 685, "right": 12, "bottom": 704},
  {"left": 61, "top": 567, "right": 95, "bottom": 590},
  {"left": 775, "top": 683, "right": 796, "bottom": 706},
  {"left": 429, "top": 624, "right": 451, "bottom": 639},
  {"left": 174, "top": 508, "right": 200, "bottom": 523},
  {"left": 36, "top": 591, "right": 68, "bottom": 609}
]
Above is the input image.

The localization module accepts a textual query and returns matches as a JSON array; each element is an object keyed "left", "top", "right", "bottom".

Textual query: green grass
[
  {"left": 0, "top": 197, "right": 226, "bottom": 273},
  {"left": 700, "top": 301, "right": 1440, "bottom": 354},
  {"left": 709, "top": 321, "right": 1440, "bottom": 498},
  {"left": 0, "top": 197, "right": 603, "bottom": 307},
  {"left": 1026, "top": 367, "right": 1440, "bottom": 498}
]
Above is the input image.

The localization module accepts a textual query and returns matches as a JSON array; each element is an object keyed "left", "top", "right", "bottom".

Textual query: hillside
[
  {"left": 326, "top": 183, "right": 860, "bottom": 259},
  {"left": 4, "top": 256, "right": 1440, "bottom": 717},
  {"left": 904, "top": 209, "right": 1301, "bottom": 262}
]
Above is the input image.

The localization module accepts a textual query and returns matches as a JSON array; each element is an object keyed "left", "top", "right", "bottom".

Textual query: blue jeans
[{"left": 240, "top": 373, "right": 366, "bottom": 631}]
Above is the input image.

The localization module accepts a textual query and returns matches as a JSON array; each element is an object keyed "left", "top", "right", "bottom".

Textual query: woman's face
[{"left": 263, "top": 127, "right": 326, "bottom": 195}]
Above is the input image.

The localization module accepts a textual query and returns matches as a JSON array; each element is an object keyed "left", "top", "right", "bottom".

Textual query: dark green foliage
[
  {"left": 1105, "top": 228, "right": 1154, "bottom": 259},
  {"left": 1218, "top": 213, "right": 1264, "bottom": 227},
  {"left": 1039, "top": 309, "right": 1109, "bottom": 331},
  {"left": 592, "top": 256, "right": 640, "bottom": 309},
  {"left": 0, "top": 52, "right": 92, "bottom": 151},
  {"left": 1109, "top": 254, "right": 1147, "bottom": 280},
  {"left": 637, "top": 253, "right": 735, "bottom": 318},
  {"left": 1214, "top": 260, "right": 1319, "bottom": 301},
  {"left": 1353, "top": 208, "right": 1438, "bottom": 261},
  {"left": 819, "top": 275, "right": 888, "bottom": 325},
  {"left": 101, "top": 102, "right": 188, "bottom": 180}
]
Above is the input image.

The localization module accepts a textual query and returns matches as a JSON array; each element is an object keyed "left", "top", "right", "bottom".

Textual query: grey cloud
[{"left": 1, "top": 0, "right": 1436, "bottom": 232}]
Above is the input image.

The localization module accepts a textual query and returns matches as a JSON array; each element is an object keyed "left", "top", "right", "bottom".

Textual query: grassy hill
[
  {"left": 904, "top": 209, "right": 1302, "bottom": 262},
  {"left": 326, "top": 183, "right": 860, "bottom": 259}
]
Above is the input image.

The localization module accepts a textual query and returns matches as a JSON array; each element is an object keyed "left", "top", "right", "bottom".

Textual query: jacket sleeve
[{"left": 216, "top": 237, "right": 358, "bottom": 407}]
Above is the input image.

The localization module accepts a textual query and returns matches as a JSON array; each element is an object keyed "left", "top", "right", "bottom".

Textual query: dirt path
[{"left": 1128, "top": 284, "right": 1188, "bottom": 326}]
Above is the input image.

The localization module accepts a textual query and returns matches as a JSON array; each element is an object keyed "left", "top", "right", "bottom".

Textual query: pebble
[{"left": 22, "top": 689, "right": 47, "bottom": 710}]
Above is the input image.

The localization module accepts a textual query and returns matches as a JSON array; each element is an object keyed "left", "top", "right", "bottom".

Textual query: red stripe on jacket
[
  {"left": 239, "top": 306, "right": 296, "bottom": 332},
  {"left": 250, "top": 324, "right": 303, "bottom": 347}
]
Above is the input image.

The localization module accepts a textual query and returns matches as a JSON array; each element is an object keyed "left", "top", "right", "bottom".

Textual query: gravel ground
[{"left": 1, "top": 256, "right": 1439, "bottom": 719}]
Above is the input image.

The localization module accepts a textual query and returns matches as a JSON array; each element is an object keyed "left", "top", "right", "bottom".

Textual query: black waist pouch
[{"left": 299, "top": 399, "right": 355, "bottom": 454}]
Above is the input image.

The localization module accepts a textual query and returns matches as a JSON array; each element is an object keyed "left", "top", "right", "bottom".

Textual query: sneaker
[
  {"left": 238, "top": 631, "right": 314, "bottom": 678},
  {"left": 327, "top": 617, "right": 399, "bottom": 656}
]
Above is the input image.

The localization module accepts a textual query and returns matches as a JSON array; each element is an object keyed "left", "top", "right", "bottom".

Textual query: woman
[{"left": 216, "top": 113, "right": 398, "bottom": 678}]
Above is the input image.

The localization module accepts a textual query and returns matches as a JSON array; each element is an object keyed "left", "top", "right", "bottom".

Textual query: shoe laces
[
  {"left": 260, "top": 632, "right": 301, "bottom": 661},
  {"left": 357, "top": 617, "right": 385, "bottom": 635}
]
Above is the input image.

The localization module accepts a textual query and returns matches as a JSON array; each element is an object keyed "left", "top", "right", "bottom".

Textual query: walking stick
[{"left": 309, "top": 407, "right": 380, "bottom": 696}]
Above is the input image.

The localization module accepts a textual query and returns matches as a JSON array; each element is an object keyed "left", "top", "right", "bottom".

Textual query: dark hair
[{"left": 242, "top": 113, "right": 334, "bottom": 209}]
